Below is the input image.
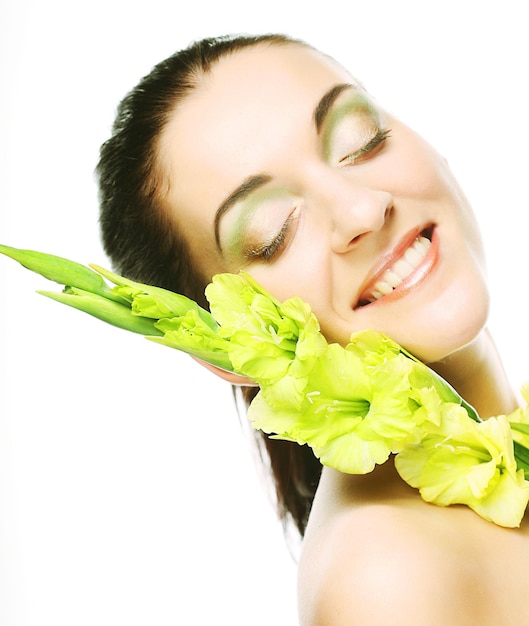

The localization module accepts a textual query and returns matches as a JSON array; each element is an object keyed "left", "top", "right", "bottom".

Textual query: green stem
[{"left": 513, "top": 441, "right": 529, "bottom": 479}]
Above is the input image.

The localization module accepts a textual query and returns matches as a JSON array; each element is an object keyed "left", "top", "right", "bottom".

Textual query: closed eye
[
  {"left": 339, "top": 128, "right": 391, "bottom": 165},
  {"left": 244, "top": 211, "right": 298, "bottom": 263}
]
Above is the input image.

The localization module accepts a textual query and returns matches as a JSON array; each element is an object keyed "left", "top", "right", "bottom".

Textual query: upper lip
[{"left": 353, "top": 224, "right": 434, "bottom": 309}]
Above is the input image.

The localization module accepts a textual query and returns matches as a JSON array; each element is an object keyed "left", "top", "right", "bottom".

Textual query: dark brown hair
[{"left": 96, "top": 33, "right": 322, "bottom": 537}]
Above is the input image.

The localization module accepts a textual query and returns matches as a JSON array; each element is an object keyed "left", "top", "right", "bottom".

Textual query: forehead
[{"left": 160, "top": 43, "right": 356, "bottom": 180}]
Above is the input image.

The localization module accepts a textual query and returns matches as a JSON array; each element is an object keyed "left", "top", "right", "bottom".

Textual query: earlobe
[{"left": 191, "top": 357, "right": 259, "bottom": 387}]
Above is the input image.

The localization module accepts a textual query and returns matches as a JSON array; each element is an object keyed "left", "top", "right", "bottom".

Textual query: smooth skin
[{"left": 158, "top": 44, "right": 528, "bottom": 624}]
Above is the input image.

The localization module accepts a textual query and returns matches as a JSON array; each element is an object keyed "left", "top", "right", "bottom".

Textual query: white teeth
[
  {"left": 374, "top": 281, "right": 394, "bottom": 295},
  {"left": 403, "top": 245, "right": 422, "bottom": 266},
  {"left": 384, "top": 270, "right": 403, "bottom": 288},
  {"left": 392, "top": 258, "right": 414, "bottom": 278},
  {"left": 366, "top": 235, "right": 431, "bottom": 303}
]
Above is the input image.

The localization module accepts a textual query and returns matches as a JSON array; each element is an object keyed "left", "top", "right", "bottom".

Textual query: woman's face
[{"left": 159, "top": 43, "right": 488, "bottom": 363}]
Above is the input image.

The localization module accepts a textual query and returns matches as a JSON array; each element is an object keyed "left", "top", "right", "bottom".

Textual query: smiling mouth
[{"left": 355, "top": 226, "right": 435, "bottom": 308}]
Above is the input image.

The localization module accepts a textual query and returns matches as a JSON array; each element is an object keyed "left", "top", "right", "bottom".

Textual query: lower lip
[{"left": 355, "top": 227, "right": 440, "bottom": 309}]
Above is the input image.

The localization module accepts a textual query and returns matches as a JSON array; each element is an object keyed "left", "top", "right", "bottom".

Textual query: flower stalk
[{"left": 2, "top": 243, "right": 529, "bottom": 527}]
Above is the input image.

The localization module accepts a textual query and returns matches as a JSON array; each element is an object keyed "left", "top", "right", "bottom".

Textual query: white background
[{"left": 1, "top": 1, "right": 527, "bottom": 624}]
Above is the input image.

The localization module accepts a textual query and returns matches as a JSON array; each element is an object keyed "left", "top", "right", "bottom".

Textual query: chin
[{"left": 400, "top": 292, "right": 490, "bottom": 365}]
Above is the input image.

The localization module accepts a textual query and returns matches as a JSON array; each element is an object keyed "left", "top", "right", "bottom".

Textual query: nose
[{"left": 313, "top": 174, "right": 393, "bottom": 253}]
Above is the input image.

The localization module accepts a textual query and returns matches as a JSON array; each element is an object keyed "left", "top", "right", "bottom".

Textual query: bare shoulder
[{"left": 298, "top": 502, "right": 496, "bottom": 626}]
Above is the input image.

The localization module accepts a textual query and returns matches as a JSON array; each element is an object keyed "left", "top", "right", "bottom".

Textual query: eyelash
[
  {"left": 339, "top": 127, "right": 391, "bottom": 165},
  {"left": 245, "top": 212, "right": 296, "bottom": 263}
]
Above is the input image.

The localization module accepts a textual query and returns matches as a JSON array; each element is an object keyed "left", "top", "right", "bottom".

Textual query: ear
[{"left": 191, "top": 357, "right": 259, "bottom": 387}]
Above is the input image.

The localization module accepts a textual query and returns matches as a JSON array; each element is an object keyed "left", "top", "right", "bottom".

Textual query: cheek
[
  {"left": 247, "top": 245, "right": 334, "bottom": 324},
  {"left": 249, "top": 263, "right": 330, "bottom": 307},
  {"left": 389, "top": 153, "right": 449, "bottom": 200},
  {"left": 377, "top": 126, "right": 453, "bottom": 198}
]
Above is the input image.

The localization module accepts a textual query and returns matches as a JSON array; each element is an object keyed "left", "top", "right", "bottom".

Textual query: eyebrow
[
  {"left": 314, "top": 82, "right": 356, "bottom": 132},
  {"left": 214, "top": 82, "right": 356, "bottom": 251},
  {"left": 214, "top": 174, "right": 272, "bottom": 249}
]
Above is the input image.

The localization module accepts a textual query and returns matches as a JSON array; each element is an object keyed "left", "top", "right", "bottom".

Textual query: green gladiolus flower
[
  {"left": 395, "top": 406, "right": 529, "bottom": 527},
  {"left": 248, "top": 335, "right": 447, "bottom": 474},
  {"left": 206, "top": 273, "right": 327, "bottom": 406},
  {"left": 4, "top": 242, "right": 529, "bottom": 527},
  {"left": 148, "top": 311, "right": 233, "bottom": 372},
  {"left": 346, "top": 329, "right": 478, "bottom": 417}
]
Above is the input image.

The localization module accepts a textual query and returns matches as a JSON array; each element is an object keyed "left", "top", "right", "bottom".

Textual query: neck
[{"left": 428, "top": 328, "right": 518, "bottom": 419}]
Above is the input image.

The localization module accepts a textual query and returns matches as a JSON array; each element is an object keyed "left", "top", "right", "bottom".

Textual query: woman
[{"left": 97, "top": 34, "right": 528, "bottom": 624}]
